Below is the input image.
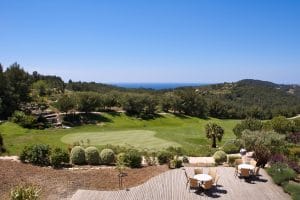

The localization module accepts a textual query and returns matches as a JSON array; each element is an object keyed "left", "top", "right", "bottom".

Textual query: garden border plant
[
  {"left": 85, "top": 146, "right": 100, "bottom": 165},
  {"left": 20, "top": 144, "right": 51, "bottom": 166},
  {"left": 50, "top": 147, "right": 69, "bottom": 168},
  {"left": 100, "top": 148, "right": 115, "bottom": 165},
  {"left": 10, "top": 185, "right": 40, "bottom": 200},
  {"left": 213, "top": 150, "right": 227, "bottom": 165},
  {"left": 0, "top": 132, "right": 6, "bottom": 154},
  {"left": 124, "top": 149, "right": 142, "bottom": 168},
  {"left": 70, "top": 146, "right": 86, "bottom": 165}
]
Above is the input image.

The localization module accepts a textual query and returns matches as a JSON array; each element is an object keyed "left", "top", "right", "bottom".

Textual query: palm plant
[{"left": 205, "top": 122, "right": 224, "bottom": 148}]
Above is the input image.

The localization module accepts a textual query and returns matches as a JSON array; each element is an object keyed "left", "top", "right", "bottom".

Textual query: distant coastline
[{"left": 111, "top": 83, "right": 210, "bottom": 90}]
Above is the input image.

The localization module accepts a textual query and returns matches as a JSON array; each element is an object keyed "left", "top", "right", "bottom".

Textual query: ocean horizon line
[{"left": 109, "top": 82, "right": 213, "bottom": 90}]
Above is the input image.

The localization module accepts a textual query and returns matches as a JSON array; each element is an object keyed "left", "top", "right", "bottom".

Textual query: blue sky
[{"left": 0, "top": 0, "right": 299, "bottom": 83}]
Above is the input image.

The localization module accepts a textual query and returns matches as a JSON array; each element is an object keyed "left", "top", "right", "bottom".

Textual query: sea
[{"left": 111, "top": 83, "right": 209, "bottom": 90}]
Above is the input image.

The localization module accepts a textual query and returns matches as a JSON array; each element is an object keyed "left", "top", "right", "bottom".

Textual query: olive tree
[
  {"left": 233, "top": 118, "right": 263, "bottom": 138},
  {"left": 56, "top": 94, "right": 76, "bottom": 114},
  {"left": 77, "top": 92, "right": 102, "bottom": 114},
  {"left": 241, "top": 130, "right": 287, "bottom": 167}
]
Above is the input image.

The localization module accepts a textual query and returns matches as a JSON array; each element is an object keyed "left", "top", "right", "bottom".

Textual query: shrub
[
  {"left": 169, "top": 160, "right": 176, "bottom": 169},
  {"left": 19, "top": 144, "right": 51, "bottom": 166},
  {"left": 0, "top": 133, "right": 3, "bottom": 147},
  {"left": 157, "top": 151, "right": 174, "bottom": 165},
  {"left": 270, "top": 116, "right": 295, "bottom": 134},
  {"left": 175, "top": 159, "right": 183, "bottom": 168},
  {"left": 0, "top": 133, "right": 6, "bottom": 153},
  {"left": 143, "top": 151, "right": 157, "bottom": 166},
  {"left": 267, "top": 163, "right": 296, "bottom": 185},
  {"left": 70, "top": 146, "right": 86, "bottom": 165},
  {"left": 269, "top": 154, "right": 300, "bottom": 173},
  {"left": 222, "top": 139, "right": 242, "bottom": 154},
  {"left": 289, "top": 147, "right": 300, "bottom": 158},
  {"left": 168, "top": 157, "right": 183, "bottom": 169},
  {"left": 287, "top": 132, "right": 300, "bottom": 144},
  {"left": 287, "top": 160, "right": 300, "bottom": 174},
  {"left": 269, "top": 154, "right": 287, "bottom": 165},
  {"left": 227, "top": 155, "right": 242, "bottom": 166},
  {"left": 182, "top": 155, "right": 189, "bottom": 163},
  {"left": 20, "top": 146, "right": 30, "bottom": 163},
  {"left": 233, "top": 118, "right": 263, "bottom": 138},
  {"left": 283, "top": 182, "right": 300, "bottom": 200},
  {"left": 124, "top": 149, "right": 142, "bottom": 168},
  {"left": 213, "top": 150, "right": 227, "bottom": 165},
  {"left": 10, "top": 111, "right": 38, "bottom": 129},
  {"left": 10, "top": 185, "right": 40, "bottom": 200},
  {"left": 10, "top": 110, "right": 28, "bottom": 124},
  {"left": 85, "top": 146, "right": 100, "bottom": 165},
  {"left": 100, "top": 149, "right": 115, "bottom": 164},
  {"left": 50, "top": 148, "right": 69, "bottom": 168},
  {"left": 294, "top": 118, "right": 300, "bottom": 132},
  {"left": 241, "top": 130, "right": 287, "bottom": 167}
]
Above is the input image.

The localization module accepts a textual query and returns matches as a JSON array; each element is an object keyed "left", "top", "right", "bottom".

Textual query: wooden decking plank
[{"left": 71, "top": 167, "right": 290, "bottom": 200}]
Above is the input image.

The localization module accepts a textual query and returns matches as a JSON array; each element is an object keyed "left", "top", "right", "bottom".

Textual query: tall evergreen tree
[{"left": 0, "top": 63, "right": 31, "bottom": 118}]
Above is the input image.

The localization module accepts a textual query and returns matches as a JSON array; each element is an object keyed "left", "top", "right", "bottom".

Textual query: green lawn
[
  {"left": 0, "top": 113, "right": 240, "bottom": 156},
  {"left": 61, "top": 130, "right": 180, "bottom": 149}
]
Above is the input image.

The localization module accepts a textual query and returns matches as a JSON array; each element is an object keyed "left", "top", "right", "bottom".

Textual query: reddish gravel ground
[{"left": 0, "top": 160, "right": 168, "bottom": 200}]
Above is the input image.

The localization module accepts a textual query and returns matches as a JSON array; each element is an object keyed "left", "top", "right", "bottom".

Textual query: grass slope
[{"left": 0, "top": 113, "right": 239, "bottom": 156}]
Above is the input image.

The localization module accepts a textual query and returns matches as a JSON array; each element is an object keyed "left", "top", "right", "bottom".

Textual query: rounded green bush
[
  {"left": 100, "top": 148, "right": 115, "bottom": 164},
  {"left": 70, "top": 146, "right": 86, "bottom": 165},
  {"left": 85, "top": 146, "right": 100, "bottom": 165},
  {"left": 213, "top": 150, "right": 227, "bottom": 165},
  {"left": 227, "top": 154, "right": 242, "bottom": 166},
  {"left": 51, "top": 147, "right": 69, "bottom": 168},
  {"left": 222, "top": 140, "right": 242, "bottom": 154}
]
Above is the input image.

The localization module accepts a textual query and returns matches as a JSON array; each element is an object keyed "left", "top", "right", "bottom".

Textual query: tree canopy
[
  {"left": 241, "top": 130, "right": 287, "bottom": 167},
  {"left": 1, "top": 63, "right": 300, "bottom": 121}
]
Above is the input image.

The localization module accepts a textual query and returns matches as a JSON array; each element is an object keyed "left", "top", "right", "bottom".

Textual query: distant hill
[
  {"left": 2, "top": 63, "right": 299, "bottom": 120},
  {"left": 191, "top": 79, "right": 300, "bottom": 119},
  {"left": 66, "top": 81, "right": 122, "bottom": 93},
  {"left": 40, "top": 77, "right": 300, "bottom": 119},
  {"left": 65, "top": 79, "right": 300, "bottom": 119},
  {"left": 236, "top": 79, "right": 300, "bottom": 97}
]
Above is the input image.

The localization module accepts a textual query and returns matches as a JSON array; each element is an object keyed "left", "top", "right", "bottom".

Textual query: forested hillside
[
  {"left": 0, "top": 63, "right": 299, "bottom": 123},
  {"left": 194, "top": 79, "right": 300, "bottom": 119}
]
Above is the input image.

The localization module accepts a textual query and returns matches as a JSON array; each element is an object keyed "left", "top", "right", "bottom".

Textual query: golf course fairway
[{"left": 61, "top": 130, "right": 180, "bottom": 150}]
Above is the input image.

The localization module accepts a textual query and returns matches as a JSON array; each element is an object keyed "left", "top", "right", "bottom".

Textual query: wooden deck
[{"left": 71, "top": 167, "right": 290, "bottom": 200}]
